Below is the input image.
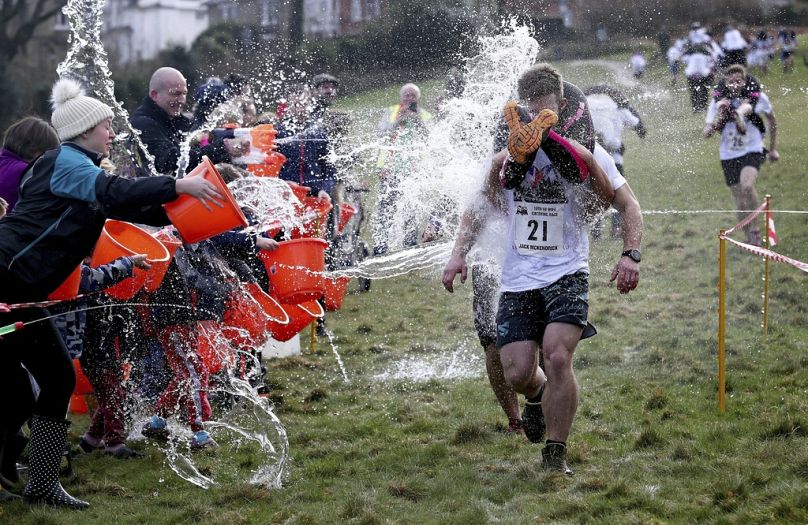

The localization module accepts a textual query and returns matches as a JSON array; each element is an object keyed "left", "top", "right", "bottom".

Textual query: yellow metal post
[
  {"left": 718, "top": 230, "right": 727, "bottom": 412},
  {"left": 762, "top": 195, "right": 771, "bottom": 336},
  {"left": 308, "top": 212, "right": 323, "bottom": 355},
  {"left": 309, "top": 322, "right": 317, "bottom": 353}
]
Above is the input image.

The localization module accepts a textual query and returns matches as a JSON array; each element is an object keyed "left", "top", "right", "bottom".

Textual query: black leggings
[{"left": 0, "top": 308, "right": 75, "bottom": 422}]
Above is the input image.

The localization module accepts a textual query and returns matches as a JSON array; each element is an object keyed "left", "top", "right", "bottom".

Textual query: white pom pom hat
[{"left": 50, "top": 77, "right": 114, "bottom": 141}]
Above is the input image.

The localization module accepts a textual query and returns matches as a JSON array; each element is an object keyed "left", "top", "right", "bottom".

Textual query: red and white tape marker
[
  {"left": 724, "top": 201, "right": 767, "bottom": 236},
  {"left": 720, "top": 234, "right": 808, "bottom": 273}
]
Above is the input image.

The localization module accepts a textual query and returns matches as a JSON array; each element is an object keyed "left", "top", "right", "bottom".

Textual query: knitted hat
[{"left": 50, "top": 78, "right": 114, "bottom": 141}]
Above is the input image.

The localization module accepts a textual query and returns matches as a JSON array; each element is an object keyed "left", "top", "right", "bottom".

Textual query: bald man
[{"left": 130, "top": 67, "right": 192, "bottom": 175}]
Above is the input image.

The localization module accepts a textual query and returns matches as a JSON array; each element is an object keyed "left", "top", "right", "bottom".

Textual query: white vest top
[{"left": 500, "top": 144, "right": 626, "bottom": 292}]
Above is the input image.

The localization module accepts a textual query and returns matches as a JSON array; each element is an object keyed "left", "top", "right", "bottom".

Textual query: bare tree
[
  {"left": 0, "top": 1, "right": 67, "bottom": 128},
  {"left": 0, "top": 0, "right": 66, "bottom": 65}
]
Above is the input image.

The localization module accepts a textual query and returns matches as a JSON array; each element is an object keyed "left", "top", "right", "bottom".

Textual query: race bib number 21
[{"left": 514, "top": 201, "right": 564, "bottom": 256}]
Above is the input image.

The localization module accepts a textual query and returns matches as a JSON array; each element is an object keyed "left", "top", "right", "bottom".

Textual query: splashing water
[
  {"left": 372, "top": 342, "right": 483, "bottom": 382},
  {"left": 326, "top": 22, "right": 541, "bottom": 281},
  {"left": 52, "top": 0, "right": 558, "bottom": 487},
  {"left": 57, "top": 0, "right": 157, "bottom": 178},
  {"left": 367, "top": 23, "right": 539, "bottom": 261},
  {"left": 29, "top": 301, "right": 290, "bottom": 489},
  {"left": 138, "top": 371, "right": 288, "bottom": 490},
  {"left": 227, "top": 177, "right": 303, "bottom": 233}
]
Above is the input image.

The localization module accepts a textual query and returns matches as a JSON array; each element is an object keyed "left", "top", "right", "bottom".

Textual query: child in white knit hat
[{"left": 0, "top": 77, "right": 225, "bottom": 510}]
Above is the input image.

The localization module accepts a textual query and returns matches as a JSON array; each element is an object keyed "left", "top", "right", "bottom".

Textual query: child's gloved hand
[
  {"left": 503, "top": 101, "right": 558, "bottom": 164},
  {"left": 256, "top": 237, "right": 279, "bottom": 251},
  {"left": 131, "top": 254, "right": 152, "bottom": 270}
]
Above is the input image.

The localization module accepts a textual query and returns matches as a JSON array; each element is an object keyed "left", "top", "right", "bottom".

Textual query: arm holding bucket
[
  {"left": 174, "top": 176, "right": 224, "bottom": 212},
  {"left": 79, "top": 255, "right": 149, "bottom": 293},
  {"left": 96, "top": 170, "right": 222, "bottom": 220}
]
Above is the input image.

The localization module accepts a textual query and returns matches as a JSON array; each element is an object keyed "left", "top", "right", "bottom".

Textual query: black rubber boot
[
  {"left": 0, "top": 430, "right": 28, "bottom": 488},
  {"left": 22, "top": 415, "right": 89, "bottom": 509}
]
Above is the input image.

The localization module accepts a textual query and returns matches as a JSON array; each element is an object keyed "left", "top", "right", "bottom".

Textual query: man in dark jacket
[
  {"left": 275, "top": 86, "right": 338, "bottom": 199},
  {"left": 130, "top": 67, "right": 192, "bottom": 176}
]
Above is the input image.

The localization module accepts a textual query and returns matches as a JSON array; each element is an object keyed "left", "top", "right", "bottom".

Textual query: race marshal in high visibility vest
[{"left": 373, "top": 83, "right": 433, "bottom": 255}]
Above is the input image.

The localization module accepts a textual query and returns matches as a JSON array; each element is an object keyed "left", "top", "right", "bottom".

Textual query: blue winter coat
[{"left": 0, "top": 143, "right": 177, "bottom": 302}]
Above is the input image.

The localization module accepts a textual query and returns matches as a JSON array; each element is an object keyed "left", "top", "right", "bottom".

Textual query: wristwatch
[{"left": 621, "top": 249, "right": 641, "bottom": 263}]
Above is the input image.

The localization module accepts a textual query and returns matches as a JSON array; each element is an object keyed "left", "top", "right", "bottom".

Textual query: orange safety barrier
[{"left": 716, "top": 195, "right": 807, "bottom": 412}]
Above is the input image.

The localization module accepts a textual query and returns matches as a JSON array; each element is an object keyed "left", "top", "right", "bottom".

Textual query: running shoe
[
  {"left": 141, "top": 416, "right": 171, "bottom": 442},
  {"left": 506, "top": 418, "right": 524, "bottom": 434},
  {"left": 521, "top": 400, "right": 546, "bottom": 443},
  {"left": 190, "top": 430, "right": 218, "bottom": 451},
  {"left": 104, "top": 444, "right": 145, "bottom": 459},
  {"left": 541, "top": 442, "right": 573, "bottom": 476}
]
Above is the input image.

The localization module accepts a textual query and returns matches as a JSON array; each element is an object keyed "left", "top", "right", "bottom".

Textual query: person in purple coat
[{"left": 0, "top": 117, "right": 60, "bottom": 213}]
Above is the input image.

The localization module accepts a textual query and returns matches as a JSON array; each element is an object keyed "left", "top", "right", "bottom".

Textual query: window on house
[
  {"left": 54, "top": 10, "right": 69, "bottom": 30},
  {"left": 366, "top": 0, "right": 380, "bottom": 18},
  {"left": 261, "top": 0, "right": 280, "bottom": 26},
  {"left": 221, "top": 3, "right": 238, "bottom": 21},
  {"left": 351, "top": 0, "right": 362, "bottom": 21}
]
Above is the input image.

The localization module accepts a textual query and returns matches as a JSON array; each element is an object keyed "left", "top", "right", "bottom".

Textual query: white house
[{"left": 103, "top": 0, "right": 209, "bottom": 64}]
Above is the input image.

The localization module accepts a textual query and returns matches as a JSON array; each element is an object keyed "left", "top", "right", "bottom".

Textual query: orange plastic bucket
[
  {"left": 263, "top": 221, "right": 283, "bottom": 240},
  {"left": 294, "top": 196, "right": 333, "bottom": 238},
  {"left": 323, "top": 275, "right": 351, "bottom": 311},
  {"left": 49, "top": 265, "right": 82, "bottom": 301},
  {"left": 250, "top": 124, "right": 278, "bottom": 152},
  {"left": 223, "top": 285, "right": 270, "bottom": 348},
  {"left": 91, "top": 220, "right": 170, "bottom": 300},
  {"left": 285, "top": 181, "right": 310, "bottom": 201},
  {"left": 69, "top": 394, "right": 90, "bottom": 415},
  {"left": 259, "top": 238, "right": 327, "bottom": 304},
  {"left": 163, "top": 156, "right": 249, "bottom": 244},
  {"left": 69, "top": 358, "right": 95, "bottom": 414},
  {"left": 73, "top": 358, "right": 93, "bottom": 395},
  {"left": 244, "top": 282, "right": 289, "bottom": 327},
  {"left": 144, "top": 229, "right": 183, "bottom": 293},
  {"left": 337, "top": 203, "right": 357, "bottom": 235},
  {"left": 268, "top": 300, "right": 323, "bottom": 342},
  {"left": 197, "top": 321, "right": 235, "bottom": 375},
  {"left": 247, "top": 151, "right": 287, "bottom": 177}
]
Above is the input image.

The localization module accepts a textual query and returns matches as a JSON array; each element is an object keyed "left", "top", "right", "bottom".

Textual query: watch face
[{"left": 623, "top": 249, "right": 641, "bottom": 262}]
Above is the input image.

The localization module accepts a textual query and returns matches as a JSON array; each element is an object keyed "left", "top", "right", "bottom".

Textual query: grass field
[{"left": 3, "top": 48, "right": 808, "bottom": 525}]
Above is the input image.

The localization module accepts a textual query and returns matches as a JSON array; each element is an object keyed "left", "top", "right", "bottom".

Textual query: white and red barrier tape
[
  {"left": 0, "top": 294, "right": 91, "bottom": 312},
  {"left": 724, "top": 201, "right": 768, "bottom": 236},
  {"left": 719, "top": 235, "right": 808, "bottom": 273},
  {"left": 720, "top": 201, "right": 807, "bottom": 273}
]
